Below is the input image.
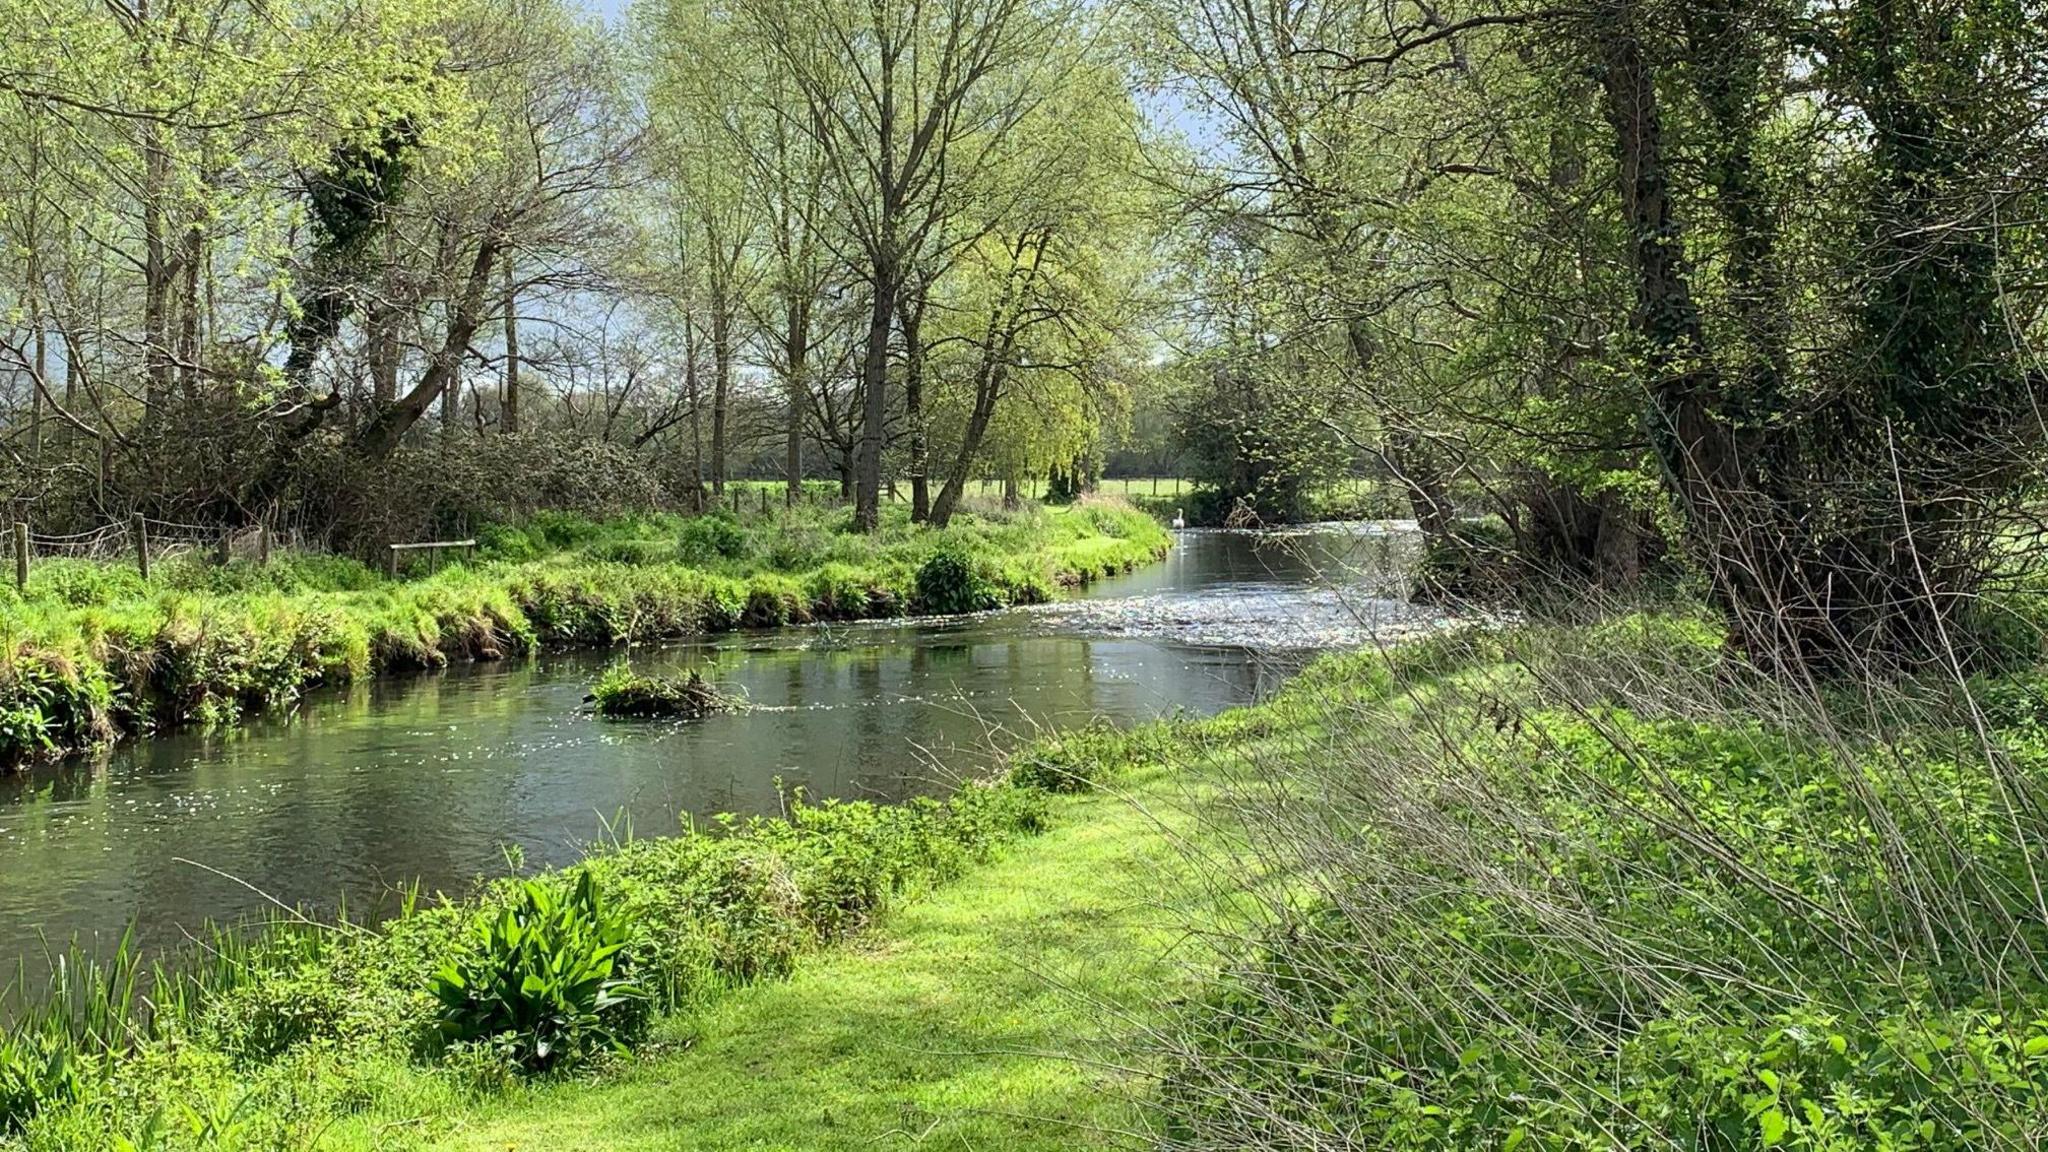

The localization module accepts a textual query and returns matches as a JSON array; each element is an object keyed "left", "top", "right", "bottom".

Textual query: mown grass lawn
[{"left": 328, "top": 762, "right": 1238, "bottom": 1151}]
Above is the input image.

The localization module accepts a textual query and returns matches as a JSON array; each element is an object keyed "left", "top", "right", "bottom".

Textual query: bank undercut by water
[{"left": 0, "top": 500, "right": 1168, "bottom": 765}]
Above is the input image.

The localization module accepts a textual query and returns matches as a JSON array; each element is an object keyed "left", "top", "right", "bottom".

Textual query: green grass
[
  {"left": 0, "top": 499, "right": 1169, "bottom": 763},
  {"left": 323, "top": 758, "right": 1234, "bottom": 1151}
]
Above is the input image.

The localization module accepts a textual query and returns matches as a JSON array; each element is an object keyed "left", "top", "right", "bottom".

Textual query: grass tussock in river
[{"left": 0, "top": 499, "right": 1166, "bottom": 764}]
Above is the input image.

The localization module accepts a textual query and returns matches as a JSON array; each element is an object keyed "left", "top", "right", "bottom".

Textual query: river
[{"left": 0, "top": 523, "right": 1431, "bottom": 956}]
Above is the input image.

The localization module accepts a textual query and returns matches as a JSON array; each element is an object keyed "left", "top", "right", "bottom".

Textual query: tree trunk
[
  {"left": 926, "top": 348, "right": 1011, "bottom": 527},
  {"left": 1380, "top": 428, "right": 1456, "bottom": 540},
  {"left": 370, "top": 230, "right": 400, "bottom": 406},
  {"left": 352, "top": 237, "right": 500, "bottom": 461},
  {"left": 685, "top": 311, "right": 704, "bottom": 513},
  {"left": 141, "top": 147, "right": 172, "bottom": 425},
  {"left": 782, "top": 299, "right": 806, "bottom": 507},
  {"left": 502, "top": 255, "right": 520, "bottom": 434},
  {"left": 177, "top": 223, "right": 202, "bottom": 397},
  {"left": 784, "top": 359, "right": 803, "bottom": 507},
  {"left": 29, "top": 303, "right": 44, "bottom": 464},
  {"left": 136, "top": 3, "right": 171, "bottom": 425},
  {"left": 369, "top": 298, "right": 399, "bottom": 406},
  {"left": 854, "top": 275, "right": 895, "bottom": 531},
  {"left": 710, "top": 285, "right": 731, "bottom": 495},
  {"left": 898, "top": 287, "right": 930, "bottom": 522}
]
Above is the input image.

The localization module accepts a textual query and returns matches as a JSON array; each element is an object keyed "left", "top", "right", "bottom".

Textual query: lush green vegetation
[
  {"left": 587, "top": 662, "right": 739, "bottom": 719},
  {"left": 4, "top": 605, "right": 2048, "bottom": 1150},
  {"left": 0, "top": 762, "right": 1054, "bottom": 1144},
  {"left": 1153, "top": 623, "right": 2048, "bottom": 1150},
  {"left": 4, "top": 0, "right": 2047, "bottom": 1144},
  {"left": 329, "top": 741, "right": 1230, "bottom": 1151},
  {"left": 0, "top": 501, "right": 1166, "bottom": 764}
]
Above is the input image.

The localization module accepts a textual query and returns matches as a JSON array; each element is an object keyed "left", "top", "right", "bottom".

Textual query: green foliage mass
[
  {"left": 430, "top": 872, "right": 649, "bottom": 1073},
  {"left": 587, "top": 661, "right": 739, "bottom": 719},
  {"left": 1159, "top": 621, "right": 2048, "bottom": 1150}
]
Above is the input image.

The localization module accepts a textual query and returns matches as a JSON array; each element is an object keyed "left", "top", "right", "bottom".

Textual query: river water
[{"left": 0, "top": 524, "right": 1430, "bottom": 956}]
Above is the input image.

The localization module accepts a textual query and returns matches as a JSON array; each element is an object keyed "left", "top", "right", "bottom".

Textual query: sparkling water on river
[{"left": 0, "top": 523, "right": 1432, "bottom": 956}]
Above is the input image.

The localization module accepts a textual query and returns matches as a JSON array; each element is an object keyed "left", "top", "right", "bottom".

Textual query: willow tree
[
  {"left": 636, "top": 0, "right": 765, "bottom": 496},
  {"left": 737, "top": 0, "right": 1088, "bottom": 530},
  {"left": 1133, "top": 0, "right": 1510, "bottom": 547},
  {"left": 916, "top": 67, "right": 1153, "bottom": 527}
]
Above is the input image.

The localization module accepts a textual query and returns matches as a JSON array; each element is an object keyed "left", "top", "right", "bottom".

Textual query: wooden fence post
[
  {"left": 731, "top": 487, "right": 740, "bottom": 515},
  {"left": 13, "top": 522, "right": 26, "bottom": 593},
  {"left": 258, "top": 522, "right": 272, "bottom": 566},
  {"left": 131, "top": 513, "right": 149, "bottom": 580},
  {"left": 388, "top": 543, "right": 400, "bottom": 579},
  {"left": 215, "top": 529, "right": 232, "bottom": 566}
]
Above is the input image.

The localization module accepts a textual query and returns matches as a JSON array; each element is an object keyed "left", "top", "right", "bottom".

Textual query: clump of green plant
[
  {"left": 1010, "top": 721, "right": 1144, "bottom": 792},
  {"left": 587, "top": 661, "right": 742, "bottom": 719},
  {"left": 430, "top": 871, "right": 649, "bottom": 1074},
  {"left": 914, "top": 547, "right": 1001, "bottom": 614},
  {"left": 0, "top": 1031, "right": 80, "bottom": 1133},
  {"left": 676, "top": 513, "right": 750, "bottom": 566}
]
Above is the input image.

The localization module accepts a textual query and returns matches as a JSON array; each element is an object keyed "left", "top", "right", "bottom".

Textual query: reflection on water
[{"left": 0, "top": 523, "right": 1427, "bottom": 955}]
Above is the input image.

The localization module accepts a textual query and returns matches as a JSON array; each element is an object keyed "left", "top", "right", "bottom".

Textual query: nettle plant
[{"left": 430, "top": 871, "right": 649, "bottom": 1074}]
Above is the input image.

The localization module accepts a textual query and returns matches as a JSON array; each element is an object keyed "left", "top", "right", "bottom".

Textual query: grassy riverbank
[
  {"left": 0, "top": 500, "right": 1167, "bottom": 764},
  {"left": 331, "top": 754, "right": 1236, "bottom": 1151},
  {"left": 0, "top": 684, "right": 1202, "bottom": 1148}
]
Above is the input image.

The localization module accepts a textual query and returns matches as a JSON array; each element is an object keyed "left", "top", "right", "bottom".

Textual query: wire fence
[{"left": 9, "top": 514, "right": 315, "bottom": 575}]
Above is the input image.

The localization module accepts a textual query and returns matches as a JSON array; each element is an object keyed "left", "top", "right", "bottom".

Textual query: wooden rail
[{"left": 389, "top": 538, "right": 477, "bottom": 577}]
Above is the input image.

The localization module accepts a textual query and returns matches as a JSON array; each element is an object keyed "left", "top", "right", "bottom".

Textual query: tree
[{"left": 739, "top": 0, "right": 1086, "bottom": 529}]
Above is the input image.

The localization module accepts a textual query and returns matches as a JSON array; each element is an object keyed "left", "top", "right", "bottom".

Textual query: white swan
[{"left": 1171, "top": 508, "right": 1186, "bottom": 529}]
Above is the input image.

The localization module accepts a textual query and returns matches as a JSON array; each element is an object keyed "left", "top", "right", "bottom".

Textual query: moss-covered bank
[{"left": 0, "top": 500, "right": 1167, "bottom": 764}]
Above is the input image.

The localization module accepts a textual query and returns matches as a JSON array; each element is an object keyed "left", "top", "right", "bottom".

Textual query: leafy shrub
[
  {"left": 914, "top": 548, "right": 1001, "bottom": 614},
  {"left": 582, "top": 538, "right": 669, "bottom": 566},
  {"left": 0, "top": 1031, "right": 80, "bottom": 1132},
  {"left": 1010, "top": 722, "right": 1137, "bottom": 792},
  {"left": 676, "top": 514, "right": 750, "bottom": 567},
  {"left": 477, "top": 523, "right": 539, "bottom": 562},
  {"left": 765, "top": 527, "right": 830, "bottom": 572},
  {"left": 430, "top": 872, "right": 650, "bottom": 1074},
  {"left": 524, "top": 509, "right": 616, "bottom": 551}
]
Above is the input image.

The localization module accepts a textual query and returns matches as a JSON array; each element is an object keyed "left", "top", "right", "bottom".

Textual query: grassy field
[{"left": 0, "top": 500, "right": 1169, "bottom": 763}]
